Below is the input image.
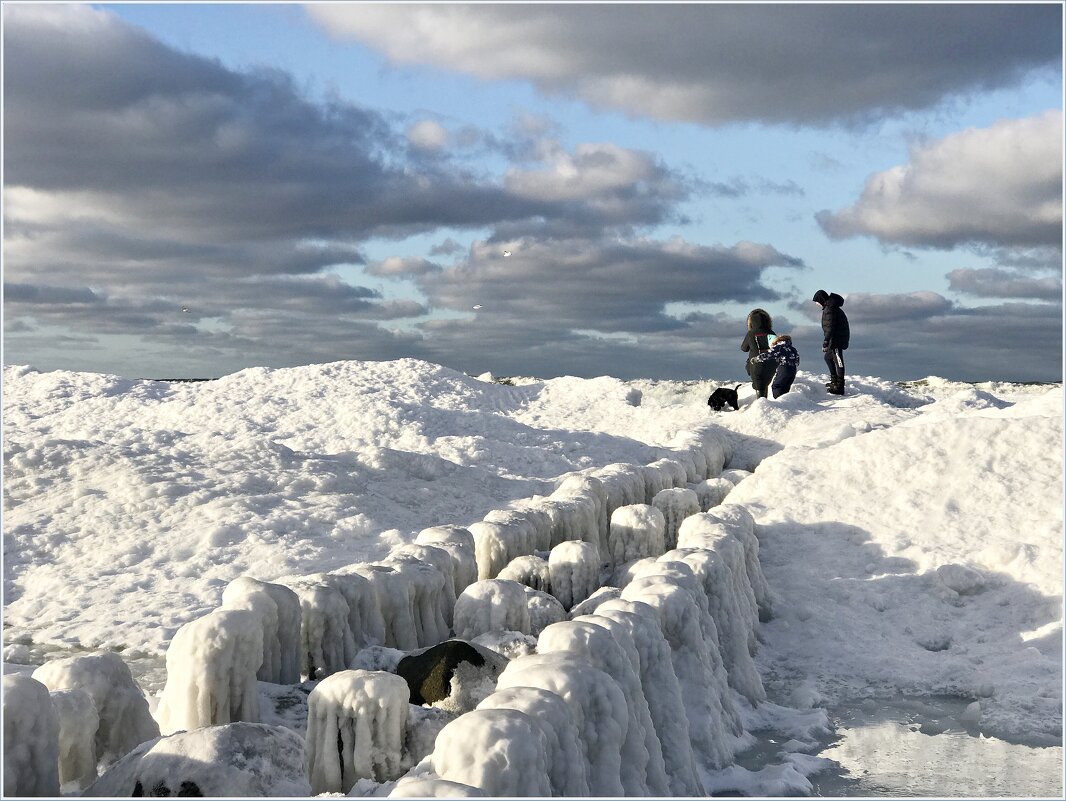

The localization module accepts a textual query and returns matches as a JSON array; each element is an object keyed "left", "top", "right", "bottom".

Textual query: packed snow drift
[{"left": 2, "top": 359, "right": 1062, "bottom": 796}]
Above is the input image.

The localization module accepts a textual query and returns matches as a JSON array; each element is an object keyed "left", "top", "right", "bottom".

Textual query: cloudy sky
[{"left": 3, "top": 3, "right": 1062, "bottom": 382}]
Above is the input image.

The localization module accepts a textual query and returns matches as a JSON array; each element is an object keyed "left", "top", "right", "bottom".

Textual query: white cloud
[
  {"left": 407, "top": 119, "right": 450, "bottom": 151},
  {"left": 306, "top": 4, "right": 1061, "bottom": 127},
  {"left": 818, "top": 111, "right": 1063, "bottom": 249},
  {"left": 504, "top": 142, "right": 672, "bottom": 203}
]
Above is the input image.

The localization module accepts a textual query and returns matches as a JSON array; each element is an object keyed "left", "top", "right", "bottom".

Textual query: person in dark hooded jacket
[
  {"left": 741, "top": 308, "right": 776, "bottom": 399},
  {"left": 813, "top": 290, "right": 849, "bottom": 394}
]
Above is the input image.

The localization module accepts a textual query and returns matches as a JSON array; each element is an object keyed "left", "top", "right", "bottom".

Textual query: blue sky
[{"left": 3, "top": 2, "right": 1063, "bottom": 381}]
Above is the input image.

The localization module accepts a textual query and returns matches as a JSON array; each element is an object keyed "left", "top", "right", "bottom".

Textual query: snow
[{"left": 3, "top": 359, "right": 1062, "bottom": 794}]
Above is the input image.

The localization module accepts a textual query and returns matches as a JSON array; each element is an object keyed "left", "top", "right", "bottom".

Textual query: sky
[{"left": 2, "top": 2, "right": 1063, "bottom": 382}]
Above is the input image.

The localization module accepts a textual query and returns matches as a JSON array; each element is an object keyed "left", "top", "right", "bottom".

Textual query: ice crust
[{"left": 6, "top": 359, "right": 1059, "bottom": 793}]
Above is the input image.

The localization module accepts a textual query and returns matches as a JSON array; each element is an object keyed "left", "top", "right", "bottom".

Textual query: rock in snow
[{"left": 85, "top": 722, "right": 310, "bottom": 797}]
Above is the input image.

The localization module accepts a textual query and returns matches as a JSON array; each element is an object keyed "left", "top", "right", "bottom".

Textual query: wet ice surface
[{"left": 734, "top": 694, "right": 1064, "bottom": 797}]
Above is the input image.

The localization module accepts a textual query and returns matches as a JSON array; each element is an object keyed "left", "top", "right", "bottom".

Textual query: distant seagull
[
  {"left": 503, "top": 250, "right": 512, "bottom": 257},
  {"left": 472, "top": 304, "right": 483, "bottom": 310}
]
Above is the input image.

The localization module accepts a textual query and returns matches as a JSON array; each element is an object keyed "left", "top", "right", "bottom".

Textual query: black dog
[{"left": 707, "top": 384, "right": 742, "bottom": 412}]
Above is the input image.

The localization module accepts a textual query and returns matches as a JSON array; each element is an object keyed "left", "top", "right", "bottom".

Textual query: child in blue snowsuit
[{"left": 752, "top": 334, "right": 800, "bottom": 398}]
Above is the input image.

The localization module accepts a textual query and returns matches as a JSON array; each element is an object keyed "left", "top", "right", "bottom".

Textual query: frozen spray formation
[
  {"left": 12, "top": 418, "right": 769, "bottom": 796},
  {"left": 5, "top": 360, "right": 1061, "bottom": 797}
]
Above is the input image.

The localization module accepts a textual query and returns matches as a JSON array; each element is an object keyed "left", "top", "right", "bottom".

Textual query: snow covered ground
[{"left": 3, "top": 358, "right": 1062, "bottom": 795}]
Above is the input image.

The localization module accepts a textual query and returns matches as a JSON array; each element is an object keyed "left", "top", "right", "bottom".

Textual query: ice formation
[
  {"left": 608, "top": 504, "right": 666, "bottom": 566},
  {"left": 381, "top": 553, "right": 450, "bottom": 646},
  {"left": 50, "top": 688, "right": 99, "bottom": 789},
  {"left": 537, "top": 619, "right": 666, "bottom": 795},
  {"left": 678, "top": 514, "right": 759, "bottom": 648},
  {"left": 594, "top": 463, "right": 647, "bottom": 517},
  {"left": 705, "top": 504, "right": 773, "bottom": 621},
  {"left": 496, "top": 652, "right": 628, "bottom": 796},
  {"left": 646, "top": 457, "right": 688, "bottom": 498},
  {"left": 630, "top": 560, "right": 742, "bottom": 735},
  {"left": 346, "top": 562, "right": 422, "bottom": 650},
  {"left": 572, "top": 612, "right": 671, "bottom": 794},
  {"left": 720, "top": 468, "right": 752, "bottom": 485},
  {"left": 547, "top": 540, "right": 601, "bottom": 610},
  {"left": 621, "top": 577, "right": 735, "bottom": 770},
  {"left": 596, "top": 598, "right": 704, "bottom": 796},
  {"left": 670, "top": 432, "right": 710, "bottom": 481},
  {"left": 31, "top": 651, "right": 159, "bottom": 766},
  {"left": 610, "top": 556, "right": 657, "bottom": 588},
  {"left": 416, "top": 525, "right": 479, "bottom": 596},
  {"left": 522, "top": 585, "right": 567, "bottom": 635},
  {"left": 485, "top": 504, "right": 553, "bottom": 552},
  {"left": 567, "top": 585, "right": 622, "bottom": 618},
  {"left": 692, "top": 426, "right": 730, "bottom": 476},
  {"left": 664, "top": 546, "right": 765, "bottom": 703},
  {"left": 306, "top": 669, "right": 410, "bottom": 793},
  {"left": 689, "top": 477, "right": 733, "bottom": 512},
  {"left": 287, "top": 579, "right": 357, "bottom": 678},
  {"left": 477, "top": 686, "right": 591, "bottom": 796},
  {"left": 388, "top": 776, "right": 484, "bottom": 797},
  {"left": 471, "top": 630, "right": 537, "bottom": 661},
  {"left": 468, "top": 520, "right": 529, "bottom": 580},
  {"left": 221, "top": 575, "right": 303, "bottom": 684},
  {"left": 312, "top": 570, "right": 389, "bottom": 651},
  {"left": 640, "top": 462, "right": 669, "bottom": 505},
  {"left": 535, "top": 493, "right": 600, "bottom": 550},
  {"left": 84, "top": 722, "right": 310, "bottom": 797},
  {"left": 156, "top": 608, "right": 263, "bottom": 734},
  {"left": 393, "top": 544, "right": 460, "bottom": 627},
  {"left": 497, "top": 554, "right": 552, "bottom": 593},
  {"left": 453, "top": 579, "right": 531, "bottom": 639},
  {"left": 652, "top": 487, "right": 701, "bottom": 550},
  {"left": 2, "top": 674, "right": 60, "bottom": 797},
  {"left": 428, "top": 708, "right": 551, "bottom": 796},
  {"left": 553, "top": 473, "right": 609, "bottom": 554}
]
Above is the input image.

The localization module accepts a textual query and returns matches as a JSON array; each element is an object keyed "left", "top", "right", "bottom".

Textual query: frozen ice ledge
[{"left": 5, "top": 423, "right": 784, "bottom": 797}]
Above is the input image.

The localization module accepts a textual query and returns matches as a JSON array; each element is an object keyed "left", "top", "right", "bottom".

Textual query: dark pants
[
  {"left": 824, "top": 348, "right": 845, "bottom": 382},
  {"left": 771, "top": 365, "right": 797, "bottom": 398},
  {"left": 749, "top": 360, "right": 776, "bottom": 398}
]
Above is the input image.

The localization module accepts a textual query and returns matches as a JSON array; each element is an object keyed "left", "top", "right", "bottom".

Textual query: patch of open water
[{"left": 737, "top": 694, "right": 1063, "bottom": 797}]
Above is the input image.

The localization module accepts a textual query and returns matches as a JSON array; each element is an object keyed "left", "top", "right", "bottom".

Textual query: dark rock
[{"left": 396, "top": 640, "right": 487, "bottom": 705}]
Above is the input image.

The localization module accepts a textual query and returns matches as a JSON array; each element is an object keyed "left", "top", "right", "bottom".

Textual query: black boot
[{"left": 828, "top": 379, "right": 845, "bottom": 395}]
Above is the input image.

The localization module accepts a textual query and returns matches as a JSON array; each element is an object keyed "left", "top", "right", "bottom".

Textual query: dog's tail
[{"left": 733, "top": 384, "right": 742, "bottom": 392}]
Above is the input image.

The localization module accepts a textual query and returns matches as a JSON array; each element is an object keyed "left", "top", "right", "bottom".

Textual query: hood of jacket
[
  {"left": 813, "top": 290, "right": 844, "bottom": 308},
  {"left": 747, "top": 308, "right": 773, "bottom": 331}
]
